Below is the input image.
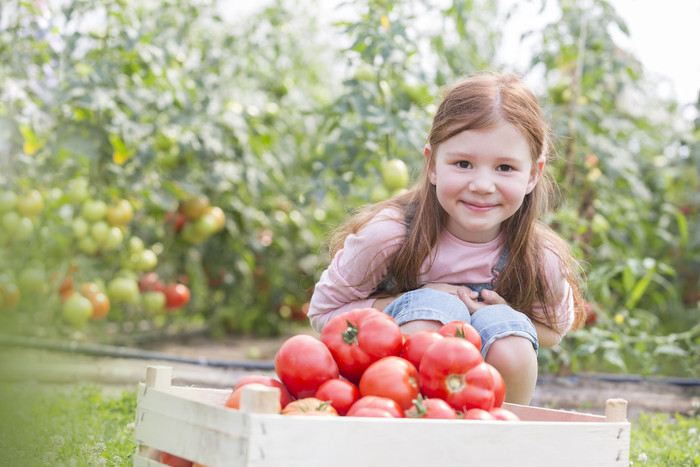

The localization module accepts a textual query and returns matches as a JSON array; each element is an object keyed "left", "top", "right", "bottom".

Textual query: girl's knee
[{"left": 484, "top": 335, "right": 537, "bottom": 375}]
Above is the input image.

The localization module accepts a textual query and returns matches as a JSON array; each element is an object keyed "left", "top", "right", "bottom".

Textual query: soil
[{"left": 2, "top": 330, "right": 699, "bottom": 420}]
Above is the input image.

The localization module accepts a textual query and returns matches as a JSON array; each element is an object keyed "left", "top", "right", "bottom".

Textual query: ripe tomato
[
  {"left": 138, "top": 272, "right": 165, "bottom": 293},
  {"left": 164, "top": 283, "right": 190, "bottom": 309},
  {"left": 319, "top": 308, "right": 402, "bottom": 384},
  {"left": 400, "top": 330, "right": 443, "bottom": 369},
  {"left": 160, "top": 451, "right": 193, "bottom": 467},
  {"left": 485, "top": 363, "right": 506, "bottom": 408},
  {"left": 225, "top": 375, "right": 294, "bottom": 410},
  {"left": 405, "top": 395, "right": 458, "bottom": 419},
  {"left": 346, "top": 395, "right": 404, "bottom": 418},
  {"left": 315, "top": 378, "right": 360, "bottom": 416},
  {"left": 463, "top": 408, "right": 496, "bottom": 420},
  {"left": 489, "top": 407, "right": 521, "bottom": 421},
  {"left": 282, "top": 398, "right": 338, "bottom": 416},
  {"left": 347, "top": 407, "right": 395, "bottom": 418},
  {"left": 437, "top": 320, "right": 482, "bottom": 351},
  {"left": 359, "top": 356, "right": 420, "bottom": 411},
  {"left": 274, "top": 334, "right": 339, "bottom": 399},
  {"left": 88, "top": 291, "right": 110, "bottom": 321},
  {"left": 419, "top": 337, "right": 495, "bottom": 412}
]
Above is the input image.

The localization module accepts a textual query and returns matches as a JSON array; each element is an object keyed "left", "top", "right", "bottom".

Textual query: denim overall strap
[{"left": 457, "top": 246, "right": 509, "bottom": 301}]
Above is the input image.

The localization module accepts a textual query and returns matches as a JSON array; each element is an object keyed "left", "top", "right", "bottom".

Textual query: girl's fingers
[{"left": 481, "top": 289, "right": 507, "bottom": 305}]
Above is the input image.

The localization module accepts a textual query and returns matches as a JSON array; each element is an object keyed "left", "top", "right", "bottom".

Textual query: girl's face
[{"left": 426, "top": 121, "right": 544, "bottom": 243}]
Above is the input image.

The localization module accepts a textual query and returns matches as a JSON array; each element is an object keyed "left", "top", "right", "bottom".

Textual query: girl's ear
[
  {"left": 424, "top": 144, "right": 437, "bottom": 185},
  {"left": 526, "top": 156, "right": 546, "bottom": 194}
]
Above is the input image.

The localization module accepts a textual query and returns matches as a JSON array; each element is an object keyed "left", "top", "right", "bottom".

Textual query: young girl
[{"left": 308, "top": 71, "right": 586, "bottom": 405}]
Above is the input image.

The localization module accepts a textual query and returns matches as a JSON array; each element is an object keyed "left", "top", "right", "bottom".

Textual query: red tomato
[
  {"left": 315, "top": 378, "right": 360, "bottom": 416},
  {"left": 463, "top": 408, "right": 496, "bottom": 420},
  {"left": 359, "top": 356, "right": 419, "bottom": 411},
  {"left": 346, "top": 395, "right": 404, "bottom": 418},
  {"left": 347, "top": 407, "right": 395, "bottom": 418},
  {"left": 400, "top": 330, "right": 444, "bottom": 369},
  {"left": 419, "top": 337, "right": 495, "bottom": 412},
  {"left": 319, "top": 308, "right": 402, "bottom": 384},
  {"left": 225, "top": 375, "right": 294, "bottom": 410},
  {"left": 138, "top": 272, "right": 165, "bottom": 293},
  {"left": 160, "top": 451, "right": 193, "bottom": 467},
  {"left": 437, "top": 321, "right": 482, "bottom": 351},
  {"left": 405, "top": 395, "right": 458, "bottom": 419},
  {"left": 282, "top": 397, "right": 338, "bottom": 416},
  {"left": 485, "top": 363, "right": 506, "bottom": 408},
  {"left": 490, "top": 407, "right": 521, "bottom": 421},
  {"left": 164, "top": 283, "right": 190, "bottom": 309},
  {"left": 274, "top": 334, "right": 339, "bottom": 399}
]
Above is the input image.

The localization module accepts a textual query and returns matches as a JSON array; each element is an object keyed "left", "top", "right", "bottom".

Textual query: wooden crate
[{"left": 133, "top": 365, "right": 630, "bottom": 467}]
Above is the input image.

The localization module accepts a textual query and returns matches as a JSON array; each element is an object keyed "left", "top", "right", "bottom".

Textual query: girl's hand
[
  {"left": 457, "top": 288, "right": 508, "bottom": 315},
  {"left": 420, "top": 282, "right": 474, "bottom": 298}
]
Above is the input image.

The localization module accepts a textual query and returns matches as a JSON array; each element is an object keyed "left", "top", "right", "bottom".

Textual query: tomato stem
[
  {"left": 445, "top": 374, "right": 466, "bottom": 393},
  {"left": 342, "top": 319, "right": 359, "bottom": 345}
]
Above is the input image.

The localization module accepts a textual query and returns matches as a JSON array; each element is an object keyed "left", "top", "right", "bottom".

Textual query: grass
[{"left": 0, "top": 383, "right": 698, "bottom": 466}]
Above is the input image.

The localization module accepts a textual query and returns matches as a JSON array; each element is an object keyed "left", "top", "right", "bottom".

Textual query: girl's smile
[{"left": 426, "top": 121, "right": 544, "bottom": 243}]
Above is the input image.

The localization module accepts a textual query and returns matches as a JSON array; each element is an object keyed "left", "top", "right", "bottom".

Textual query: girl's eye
[
  {"left": 497, "top": 164, "right": 514, "bottom": 172},
  {"left": 457, "top": 161, "right": 471, "bottom": 169}
]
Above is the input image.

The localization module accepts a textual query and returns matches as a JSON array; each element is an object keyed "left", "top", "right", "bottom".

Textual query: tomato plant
[
  {"left": 319, "top": 308, "right": 403, "bottom": 384},
  {"left": 419, "top": 337, "right": 495, "bottom": 412},
  {"left": 274, "top": 334, "right": 339, "bottom": 399},
  {"left": 359, "top": 356, "right": 420, "bottom": 411},
  {"left": 314, "top": 378, "right": 360, "bottom": 416},
  {"left": 282, "top": 398, "right": 338, "bottom": 416},
  {"left": 346, "top": 395, "right": 404, "bottom": 418}
]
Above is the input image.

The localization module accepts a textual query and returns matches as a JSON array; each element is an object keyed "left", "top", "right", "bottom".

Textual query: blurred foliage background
[{"left": 0, "top": 0, "right": 698, "bottom": 377}]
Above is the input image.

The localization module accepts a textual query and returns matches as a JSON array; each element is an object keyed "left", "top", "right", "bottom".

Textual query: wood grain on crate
[{"left": 133, "top": 365, "right": 631, "bottom": 467}]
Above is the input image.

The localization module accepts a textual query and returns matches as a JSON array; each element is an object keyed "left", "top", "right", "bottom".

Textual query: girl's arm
[{"left": 308, "top": 211, "right": 405, "bottom": 332}]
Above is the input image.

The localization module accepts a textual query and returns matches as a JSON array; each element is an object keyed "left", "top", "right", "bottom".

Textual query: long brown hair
[{"left": 328, "top": 71, "right": 586, "bottom": 332}]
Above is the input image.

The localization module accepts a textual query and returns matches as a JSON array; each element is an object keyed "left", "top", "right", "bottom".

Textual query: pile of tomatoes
[{"left": 225, "top": 307, "right": 520, "bottom": 421}]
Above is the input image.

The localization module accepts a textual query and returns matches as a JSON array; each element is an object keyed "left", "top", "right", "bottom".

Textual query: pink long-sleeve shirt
[{"left": 308, "top": 208, "right": 574, "bottom": 336}]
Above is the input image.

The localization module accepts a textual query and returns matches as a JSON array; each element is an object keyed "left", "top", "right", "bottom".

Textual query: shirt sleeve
[
  {"left": 307, "top": 211, "right": 405, "bottom": 332},
  {"left": 529, "top": 248, "right": 575, "bottom": 342}
]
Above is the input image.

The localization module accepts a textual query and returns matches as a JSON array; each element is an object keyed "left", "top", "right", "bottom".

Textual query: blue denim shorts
[{"left": 383, "top": 288, "right": 538, "bottom": 356}]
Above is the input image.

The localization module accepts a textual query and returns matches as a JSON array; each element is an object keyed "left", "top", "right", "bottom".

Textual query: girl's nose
[{"left": 468, "top": 175, "right": 496, "bottom": 194}]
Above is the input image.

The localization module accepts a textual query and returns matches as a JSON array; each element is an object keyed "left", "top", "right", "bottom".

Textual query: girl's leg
[
  {"left": 469, "top": 304, "right": 539, "bottom": 405},
  {"left": 399, "top": 319, "right": 442, "bottom": 334},
  {"left": 484, "top": 335, "right": 538, "bottom": 405},
  {"left": 382, "top": 288, "right": 471, "bottom": 333}
]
